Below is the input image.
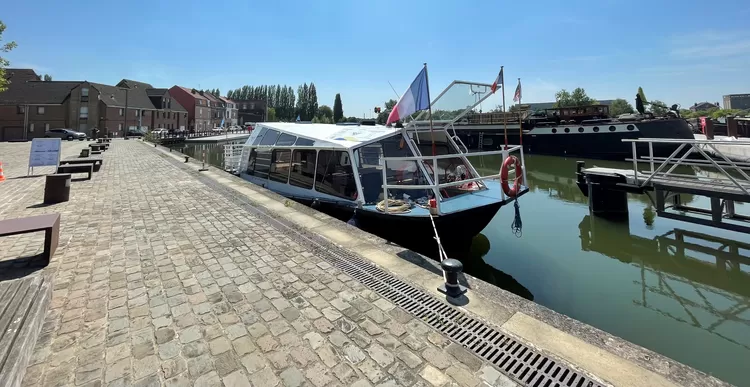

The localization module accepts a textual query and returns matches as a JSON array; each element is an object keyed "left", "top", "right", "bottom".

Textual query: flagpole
[
  {"left": 518, "top": 78, "right": 523, "bottom": 146},
  {"left": 423, "top": 63, "right": 436, "bottom": 156},
  {"left": 501, "top": 66, "right": 508, "bottom": 150}
]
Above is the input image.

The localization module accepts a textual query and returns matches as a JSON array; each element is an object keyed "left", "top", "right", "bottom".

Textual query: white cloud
[{"left": 669, "top": 30, "right": 750, "bottom": 58}]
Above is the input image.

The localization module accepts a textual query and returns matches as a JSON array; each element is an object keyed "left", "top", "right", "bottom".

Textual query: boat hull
[{"left": 453, "top": 119, "right": 694, "bottom": 160}]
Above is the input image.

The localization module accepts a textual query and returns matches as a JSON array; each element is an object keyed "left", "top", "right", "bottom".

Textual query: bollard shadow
[
  {"left": 9, "top": 174, "right": 46, "bottom": 179},
  {"left": 445, "top": 294, "right": 470, "bottom": 306},
  {"left": 27, "top": 203, "right": 56, "bottom": 209}
]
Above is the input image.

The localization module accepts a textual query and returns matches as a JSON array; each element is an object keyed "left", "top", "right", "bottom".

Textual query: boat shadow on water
[{"left": 579, "top": 214, "right": 750, "bottom": 351}]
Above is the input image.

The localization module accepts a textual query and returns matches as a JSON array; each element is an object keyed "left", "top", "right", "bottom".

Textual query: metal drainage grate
[{"left": 177, "top": 159, "right": 608, "bottom": 387}]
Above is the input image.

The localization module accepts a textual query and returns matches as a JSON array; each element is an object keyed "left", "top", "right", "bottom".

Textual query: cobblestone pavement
[{"left": 0, "top": 140, "right": 518, "bottom": 387}]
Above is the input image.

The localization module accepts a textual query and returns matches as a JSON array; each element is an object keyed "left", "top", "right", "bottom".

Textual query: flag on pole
[
  {"left": 513, "top": 79, "right": 522, "bottom": 103},
  {"left": 296, "top": 115, "right": 301, "bottom": 122},
  {"left": 387, "top": 66, "right": 430, "bottom": 126},
  {"left": 491, "top": 67, "right": 503, "bottom": 94}
]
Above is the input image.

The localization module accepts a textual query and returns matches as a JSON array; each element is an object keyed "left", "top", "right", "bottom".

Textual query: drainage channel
[{"left": 167, "top": 155, "right": 609, "bottom": 387}]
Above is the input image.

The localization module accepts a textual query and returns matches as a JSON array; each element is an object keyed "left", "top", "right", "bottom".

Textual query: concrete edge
[{"left": 145, "top": 140, "right": 729, "bottom": 387}]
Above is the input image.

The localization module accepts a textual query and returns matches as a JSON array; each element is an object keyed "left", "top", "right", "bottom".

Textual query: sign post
[{"left": 28, "top": 138, "right": 62, "bottom": 176}]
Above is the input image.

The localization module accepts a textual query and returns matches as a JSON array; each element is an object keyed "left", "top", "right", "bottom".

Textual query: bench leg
[{"left": 44, "top": 217, "right": 60, "bottom": 263}]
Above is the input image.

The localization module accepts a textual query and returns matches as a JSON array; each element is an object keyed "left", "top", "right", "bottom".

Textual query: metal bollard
[
  {"left": 184, "top": 156, "right": 189, "bottom": 163},
  {"left": 438, "top": 259, "right": 467, "bottom": 297}
]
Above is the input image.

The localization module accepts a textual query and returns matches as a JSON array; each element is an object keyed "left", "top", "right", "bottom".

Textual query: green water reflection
[{"left": 469, "top": 154, "right": 750, "bottom": 386}]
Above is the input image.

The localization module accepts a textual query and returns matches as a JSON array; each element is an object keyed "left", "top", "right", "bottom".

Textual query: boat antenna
[{"left": 387, "top": 81, "right": 401, "bottom": 100}]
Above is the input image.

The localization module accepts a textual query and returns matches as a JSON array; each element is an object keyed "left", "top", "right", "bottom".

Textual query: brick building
[
  {"left": 233, "top": 99, "right": 267, "bottom": 126},
  {"left": 723, "top": 94, "right": 750, "bottom": 110},
  {"left": 219, "top": 96, "right": 238, "bottom": 127},
  {"left": 169, "top": 86, "right": 211, "bottom": 132}
]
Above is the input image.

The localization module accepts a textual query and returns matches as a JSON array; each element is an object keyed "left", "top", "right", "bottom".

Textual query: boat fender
[{"left": 500, "top": 156, "right": 523, "bottom": 198}]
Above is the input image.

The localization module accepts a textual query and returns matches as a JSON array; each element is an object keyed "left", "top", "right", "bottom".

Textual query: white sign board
[{"left": 28, "top": 138, "right": 62, "bottom": 175}]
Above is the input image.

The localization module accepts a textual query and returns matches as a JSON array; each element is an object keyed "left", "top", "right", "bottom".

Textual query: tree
[
  {"left": 216, "top": 88, "right": 221, "bottom": 97},
  {"left": 267, "top": 107, "right": 277, "bottom": 121},
  {"left": 637, "top": 87, "right": 648, "bottom": 104},
  {"left": 318, "top": 105, "right": 333, "bottom": 121},
  {"left": 711, "top": 109, "right": 744, "bottom": 119},
  {"left": 43, "top": 74, "right": 52, "bottom": 81},
  {"left": 308, "top": 83, "right": 319, "bottom": 120},
  {"left": 609, "top": 99, "right": 634, "bottom": 116},
  {"left": 376, "top": 99, "right": 398, "bottom": 125},
  {"left": 333, "top": 94, "right": 343, "bottom": 123},
  {"left": 554, "top": 88, "right": 597, "bottom": 107},
  {"left": 346, "top": 116, "right": 359, "bottom": 123},
  {"left": 648, "top": 100, "right": 668, "bottom": 116},
  {"left": 0, "top": 21, "right": 17, "bottom": 92}
]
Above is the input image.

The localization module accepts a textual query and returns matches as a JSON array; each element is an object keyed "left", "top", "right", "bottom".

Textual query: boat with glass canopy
[{"left": 236, "top": 80, "right": 529, "bottom": 244}]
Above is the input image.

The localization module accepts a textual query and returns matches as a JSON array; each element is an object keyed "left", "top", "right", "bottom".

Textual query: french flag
[
  {"left": 491, "top": 67, "right": 503, "bottom": 94},
  {"left": 387, "top": 67, "right": 430, "bottom": 126}
]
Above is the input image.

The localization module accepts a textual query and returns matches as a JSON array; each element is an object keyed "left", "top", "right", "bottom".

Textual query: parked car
[
  {"left": 45, "top": 128, "right": 87, "bottom": 141},
  {"left": 151, "top": 129, "right": 168, "bottom": 135},
  {"left": 126, "top": 130, "right": 144, "bottom": 138}
]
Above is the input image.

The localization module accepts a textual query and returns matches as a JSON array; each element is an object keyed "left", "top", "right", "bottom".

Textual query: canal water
[{"left": 179, "top": 141, "right": 750, "bottom": 386}]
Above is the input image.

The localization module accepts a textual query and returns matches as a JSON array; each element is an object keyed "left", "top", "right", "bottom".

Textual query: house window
[
  {"left": 118, "top": 123, "right": 122, "bottom": 131},
  {"left": 315, "top": 150, "right": 356, "bottom": 199},
  {"left": 119, "top": 108, "right": 123, "bottom": 116},
  {"left": 29, "top": 123, "right": 34, "bottom": 132},
  {"left": 289, "top": 150, "right": 316, "bottom": 189},
  {"left": 269, "top": 150, "right": 292, "bottom": 183},
  {"left": 37, "top": 107, "right": 45, "bottom": 114},
  {"left": 45, "top": 123, "right": 49, "bottom": 131},
  {"left": 81, "top": 88, "right": 89, "bottom": 97},
  {"left": 199, "top": 108, "right": 203, "bottom": 116},
  {"left": 80, "top": 106, "right": 88, "bottom": 118},
  {"left": 135, "top": 110, "right": 139, "bottom": 116},
  {"left": 242, "top": 104, "right": 247, "bottom": 110},
  {"left": 17, "top": 106, "right": 25, "bottom": 114}
]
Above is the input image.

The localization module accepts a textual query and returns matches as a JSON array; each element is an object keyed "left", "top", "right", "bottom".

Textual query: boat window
[
  {"left": 315, "top": 150, "right": 357, "bottom": 200},
  {"left": 247, "top": 148, "right": 272, "bottom": 179},
  {"left": 409, "top": 131, "right": 480, "bottom": 198},
  {"left": 259, "top": 129, "right": 279, "bottom": 146},
  {"left": 289, "top": 150, "right": 316, "bottom": 189},
  {"left": 251, "top": 127, "right": 267, "bottom": 145},
  {"left": 276, "top": 133, "right": 297, "bottom": 146},
  {"left": 269, "top": 150, "right": 291, "bottom": 183},
  {"left": 295, "top": 137, "right": 315, "bottom": 146}
]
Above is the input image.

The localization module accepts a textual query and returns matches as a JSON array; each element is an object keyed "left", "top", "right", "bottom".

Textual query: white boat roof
[{"left": 250, "top": 122, "right": 400, "bottom": 149}]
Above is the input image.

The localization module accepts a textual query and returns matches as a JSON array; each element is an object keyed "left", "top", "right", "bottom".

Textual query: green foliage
[
  {"left": 553, "top": 88, "right": 597, "bottom": 108},
  {"left": 307, "top": 83, "right": 319, "bottom": 121},
  {"left": 226, "top": 84, "right": 297, "bottom": 121},
  {"left": 311, "top": 116, "right": 320, "bottom": 123},
  {"left": 711, "top": 109, "right": 744, "bottom": 119},
  {"left": 637, "top": 87, "right": 648, "bottom": 104},
  {"left": 0, "top": 20, "right": 18, "bottom": 92},
  {"left": 376, "top": 99, "right": 398, "bottom": 125},
  {"left": 318, "top": 105, "right": 333, "bottom": 121},
  {"left": 266, "top": 107, "right": 276, "bottom": 121},
  {"left": 609, "top": 99, "right": 634, "bottom": 116},
  {"left": 346, "top": 116, "right": 359, "bottom": 123},
  {"left": 333, "top": 94, "right": 343, "bottom": 123},
  {"left": 648, "top": 100, "right": 668, "bottom": 116},
  {"left": 43, "top": 74, "right": 52, "bottom": 81}
]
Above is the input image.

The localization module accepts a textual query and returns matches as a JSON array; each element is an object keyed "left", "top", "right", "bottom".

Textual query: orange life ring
[{"left": 500, "top": 156, "right": 523, "bottom": 197}]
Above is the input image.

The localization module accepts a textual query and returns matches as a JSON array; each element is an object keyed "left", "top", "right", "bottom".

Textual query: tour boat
[{"left": 236, "top": 81, "right": 528, "bottom": 245}]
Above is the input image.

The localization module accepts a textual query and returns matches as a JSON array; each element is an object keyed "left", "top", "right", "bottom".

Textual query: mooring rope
[
  {"left": 511, "top": 199, "right": 522, "bottom": 237},
  {"left": 376, "top": 199, "right": 411, "bottom": 213}
]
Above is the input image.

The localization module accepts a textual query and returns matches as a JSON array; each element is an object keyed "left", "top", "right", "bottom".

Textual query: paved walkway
[{"left": 0, "top": 140, "right": 517, "bottom": 387}]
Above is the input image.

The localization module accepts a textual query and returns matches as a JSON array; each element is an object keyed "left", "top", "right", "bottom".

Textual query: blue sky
[{"left": 4, "top": 0, "right": 750, "bottom": 116}]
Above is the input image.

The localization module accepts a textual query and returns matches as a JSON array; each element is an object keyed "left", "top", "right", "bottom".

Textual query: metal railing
[
  {"left": 152, "top": 129, "right": 250, "bottom": 140},
  {"left": 624, "top": 138, "right": 750, "bottom": 196},
  {"left": 379, "top": 145, "right": 526, "bottom": 214},
  {"left": 223, "top": 143, "right": 245, "bottom": 173}
]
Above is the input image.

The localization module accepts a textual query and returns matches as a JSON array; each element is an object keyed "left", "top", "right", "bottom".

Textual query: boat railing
[
  {"left": 623, "top": 138, "right": 750, "bottom": 195},
  {"left": 223, "top": 143, "right": 245, "bottom": 174},
  {"left": 379, "top": 145, "right": 526, "bottom": 214}
]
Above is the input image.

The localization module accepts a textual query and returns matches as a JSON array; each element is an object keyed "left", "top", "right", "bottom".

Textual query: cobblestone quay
[{"left": 0, "top": 140, "right": 519, "bottom": 387}]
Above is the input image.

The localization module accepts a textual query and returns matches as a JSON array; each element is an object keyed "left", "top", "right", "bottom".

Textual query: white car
[
  {"left": 211, "top": 127, "right": 225, "bottom": 132},
  {"left": 151, "top": 129, "right": 168, "bottom": 135}
]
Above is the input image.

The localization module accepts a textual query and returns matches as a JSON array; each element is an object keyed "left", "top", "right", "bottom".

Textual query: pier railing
[
  {"left": 223, "top": 144, "right": 245, "bottom": 174},
  {"left": 152, "top": 129, "right": 250, "bottom": 141},
  {"left": 623, "top": 138, "right": 750, "bottom": 196},
  {"left": 380, "top": 145, "right": 526, "bottom": 215}
]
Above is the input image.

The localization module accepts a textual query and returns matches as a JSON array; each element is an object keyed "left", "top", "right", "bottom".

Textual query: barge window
[
  {"left": 276, "top": 133, "right": 297, "bottom": 146},
  {"left": 259, "top": 129, "right": 279, "bottom": 146},
  {"left": 295, "top": 137, "right": 315, "bottom": 146},
  {"left": 269, "top": 150, "right": 291, "bottom": 183},
  {"left": 289, "top": 150, "right": 316, "bottom": 189},
  {"left": 247, "top": 148, "right": 272, "bottom": 179},
  {"left": 315, "top": 150, "right": 357, "bottom": 199},
  {"left": 251, "top": 127, "right": 267, "bottom": 145}
]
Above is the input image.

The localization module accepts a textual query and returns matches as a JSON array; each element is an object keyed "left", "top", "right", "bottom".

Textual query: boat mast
[{"left": 501, "top": 66, "right": 508, "bottom": 149}]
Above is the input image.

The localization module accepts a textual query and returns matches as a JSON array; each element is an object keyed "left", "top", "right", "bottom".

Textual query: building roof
[
  {"left": 91, "top": 83, "right": 156, "bottom": 109},
  {"left": 117, "top": 79, "right": 154, "bottom": 90},
  {"left": 250, "top": 122, "right": 398, "bottom": 149},
  {"left": 146, "top": 88, "right": 168, "bottom": 97},
  {"left": 3, "top": 68, "right": 42, "bottom": 83},
  {"left": 172, "top": 86, "right": 208, "bottom": 100},
  {"left": 202, "top": 92, "right": 221, "bottom": 104},
  {"left": 0, "top": 80, "right": 80, "bottom": 105}
]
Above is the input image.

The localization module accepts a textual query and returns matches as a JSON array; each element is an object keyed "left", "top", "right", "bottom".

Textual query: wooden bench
[
  {"left": 79, "top": 148, "right": 90, "bottom": 158},
  {"left": 0, "top": 214, "right": 60, "bottom": 264},
  {"left": 57, "top": 163, "right": 93, "bottom": 180},
  {"left": 0, "top": 275, "right": 53, "bottom": 387},
  {"left": 60, "top": 158, "right": 103, "bottom": 172}
]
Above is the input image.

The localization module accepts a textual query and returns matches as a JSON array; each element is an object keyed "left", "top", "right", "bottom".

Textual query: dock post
[
  {"left": 438, "top": 259, "right": 467, "bottom": 298},
  {"left": 587, "top": 176, "right": 629, "bottom": 220}
]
